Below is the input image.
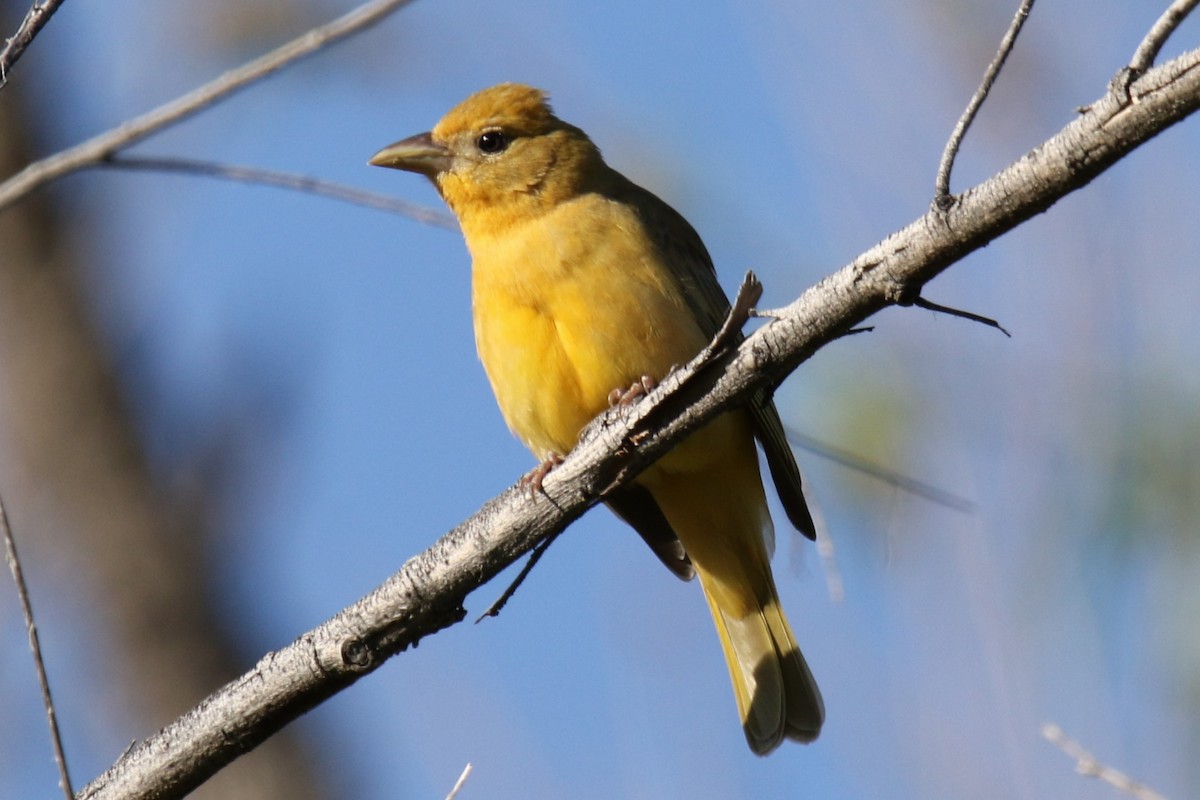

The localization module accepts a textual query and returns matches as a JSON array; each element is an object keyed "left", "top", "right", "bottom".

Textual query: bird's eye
[{"left": 476, "top": 130, "right": 509, "bottom": 155}]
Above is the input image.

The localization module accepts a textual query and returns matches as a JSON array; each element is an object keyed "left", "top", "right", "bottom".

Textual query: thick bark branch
[{"left": 76, "top": 46, "right": 1200, "bottom": 800}]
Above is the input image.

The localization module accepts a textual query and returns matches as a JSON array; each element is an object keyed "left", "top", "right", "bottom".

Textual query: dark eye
[{"left": 476, "top": 130, "right": 509, "bottom": 155}]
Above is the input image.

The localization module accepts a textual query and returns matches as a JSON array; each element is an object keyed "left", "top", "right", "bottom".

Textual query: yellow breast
[{"left": 466, "top": 193, "right": 707, "bottom": 459}]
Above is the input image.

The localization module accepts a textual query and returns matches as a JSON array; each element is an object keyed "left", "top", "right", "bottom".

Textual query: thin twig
[
  {"left": 1042, "top": 723, "right": 1167, "bottom": 800},
  {"left": 0, "top": 0, "right": 68, "bottom": 91},
  {"left": 475, "top": 531, "right": 562, "bottom": 622},
  {"left": 99, "top": 155, "right": 456, "bottom": 228},
  {"left": 0, "top": 0, "right": 419, "bottom": 212},
  {"left": 1130, "top": 0, "right": 1200, "bottom": 74},
  {"left": 934, "top": 0, "right": 1037, "bottom": 208},
  {"left": 1, "top": 491, "right": 74, "bottom": 800},
  {"left": 444, "top": 762, "right": 473, "bottom": 800},
  {"left": 911, "top": 295, "right": 1011, "bottom": 337}
]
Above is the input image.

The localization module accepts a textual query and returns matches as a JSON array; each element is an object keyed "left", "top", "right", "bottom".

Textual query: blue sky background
[{"left": 2, "top": 1, "right": 1199, "bottom": 797}]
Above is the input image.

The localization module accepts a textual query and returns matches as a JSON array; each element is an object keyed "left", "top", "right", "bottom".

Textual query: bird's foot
[
  {"left": 607, "top": 375, "right": 658, "bottom": 408},
  {"left": 519, "top": 452, "right": 564, "bottom": 497}
]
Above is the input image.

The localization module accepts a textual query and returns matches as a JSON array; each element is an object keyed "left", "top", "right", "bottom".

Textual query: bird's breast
[{"left": 466, "top": 197, "right": 708, "bottom": 459}]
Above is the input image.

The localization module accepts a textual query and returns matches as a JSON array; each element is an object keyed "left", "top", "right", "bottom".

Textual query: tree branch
[
  {"left": 1042, "top": 723, "right": 1166, "bottom": 800},
  {"left": 934, "top": 0, "right": 1037, "bottom": 207},
  {"left": 1130, "top": 0, "right": 1200, "bottom": 74},
  {"left": 97, "top": 155, "right": 456, "bottom": 228},
  {"left": 0, "top": 0, "right": 418, "bottom": 212},
  {"left": 1, "top": 491, "right": 74, "bottom": 799},
  {"left": 75, "top": 44, "right": 1200, "bottom": 800},
  {"left": 0, "top": 0, "right": 68, "bottom": 91},
  {"left": 783, "top": 426, "right": 974, "bottom": 512}
]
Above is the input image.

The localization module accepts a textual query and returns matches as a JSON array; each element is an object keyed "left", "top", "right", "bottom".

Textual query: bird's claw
[
  {"left": 519, "top": 453, "right": 564, "bottom": 497},
  {"left": 607, "top": 375, "right": 658, "bottom": 408}
]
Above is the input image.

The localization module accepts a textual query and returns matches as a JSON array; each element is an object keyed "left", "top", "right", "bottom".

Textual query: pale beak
[{"left": 369, "top": 132, "right": 452, "bottom": 177}]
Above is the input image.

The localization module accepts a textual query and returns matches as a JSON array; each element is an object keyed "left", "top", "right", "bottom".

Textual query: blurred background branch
[
  {"left": 0, "top": 52, "right": 331, "bottom": 800},
  {"left": 0, "top": 0, "right": 418, "bottom": 211},
  {"left": 0, "top": 0, "right": 66, "bottom": 90},
  {"left": 1043, "top": 723, "right": 1166, "bottom": 800},
  {"left": 98, "top": 155, "right": 455, "bottom": 228}
]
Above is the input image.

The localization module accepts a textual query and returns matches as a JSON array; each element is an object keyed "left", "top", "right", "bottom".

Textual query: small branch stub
[{"left": 340, "top": 638, "right": 374, "bottom": 669}]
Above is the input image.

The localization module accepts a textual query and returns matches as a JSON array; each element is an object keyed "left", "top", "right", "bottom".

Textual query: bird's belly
[
  {"left": 473, "top": 265, "right": 704, "bottom": 459},
  {"left": 473, "top": 297, "right": 592, "bottom": 458}
]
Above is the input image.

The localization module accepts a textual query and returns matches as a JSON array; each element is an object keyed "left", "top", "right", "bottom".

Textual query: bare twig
[
  {"left": 475, "top": 531, "right": 561, "bottom": 622},
  {"left": 1042, "top": 723, "right": 1167, "bottom": 800},
  {"left": 444, "top": 763, "right": 473, "bottom": 800},
  {"left": 0, "top": 0, "right": 68, "bottom": 91},
  {"left": 1130, "top": 0, "right": 1200, "bottom": 74},
  {"left": 74, "top": 45, "right": 1200, "bottom": 800},
  {"left": 0, "top": 491, "right": 74, "bottom": 800},
  {"left": 910, "top": 295, "right": 1011, "bottom": 337},
  {"left": 0, "top": 0, "right": 419, "bottom": 212},
  {"left": 934, "top": 0, "right": 1037, "bottom": 208},
  {"left": 99, "top": 155, "right": 456, "bottom": 228}
]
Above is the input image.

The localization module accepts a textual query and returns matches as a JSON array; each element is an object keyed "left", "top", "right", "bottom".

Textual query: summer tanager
[{"left": 370, "top": 83, "right": 823, "bottom": 754}]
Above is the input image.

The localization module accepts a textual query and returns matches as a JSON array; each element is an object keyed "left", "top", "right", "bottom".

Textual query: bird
[{"left": 370, "top": 83, "right": 823, "bottom": 754}]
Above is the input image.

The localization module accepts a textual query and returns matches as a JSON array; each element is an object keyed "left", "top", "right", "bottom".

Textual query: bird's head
[{"left": 370, "top": 84, "right": 606, "bottom": 227}]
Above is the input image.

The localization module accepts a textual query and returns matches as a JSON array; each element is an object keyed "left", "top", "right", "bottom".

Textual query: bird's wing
[
  {"left": 606, "top": 486, "right": 695, "bottom": 581},
  {"left": 752, "top": 398, "right": 816, "bottom": 540},
  {"left": 622, "top": 179, "right": 816, "bottom": 541}
]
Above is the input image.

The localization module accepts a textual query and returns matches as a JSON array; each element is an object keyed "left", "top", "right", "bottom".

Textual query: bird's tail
[
  {"left": 641, "top": 411, "right": 824, "bottom": 753},
  {"left": 700, "top": 569, "right": 824, "bottom": 754}
]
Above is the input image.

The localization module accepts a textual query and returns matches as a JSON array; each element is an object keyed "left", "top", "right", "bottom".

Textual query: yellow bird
[{"left": 371, "top": 83, "right": 823, "bottom": 754}]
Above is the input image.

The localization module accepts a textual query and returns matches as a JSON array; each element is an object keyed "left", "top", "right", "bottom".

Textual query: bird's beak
[{"left": 369, "top": 132, "right": 452, "bottom": 177}]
